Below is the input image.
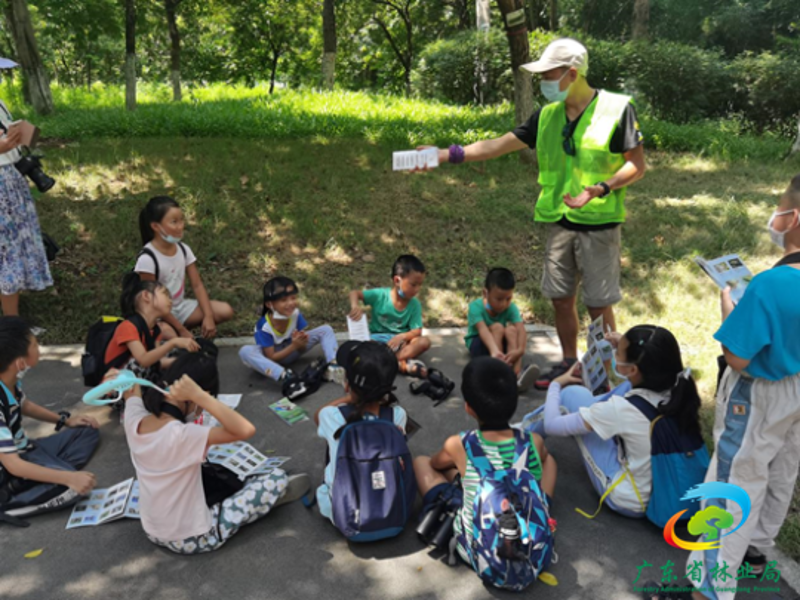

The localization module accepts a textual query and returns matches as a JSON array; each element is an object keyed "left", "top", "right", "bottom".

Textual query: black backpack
[
  {"left": 282, "top": 358, "right": 328, "bottom": 401},
  {"left": 136, "top": 243, "right": 187, "bottom": 281},
  {"left": 81, "top": 314, "right": 157, "bottom": 386}
]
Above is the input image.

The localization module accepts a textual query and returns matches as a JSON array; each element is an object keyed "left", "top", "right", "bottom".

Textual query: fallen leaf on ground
[
  {"left": 24, "top": 549, "right": 44, "bottom": 559},
  {"left": 538, "top": 572, "right": 558, "bottom": 586}
]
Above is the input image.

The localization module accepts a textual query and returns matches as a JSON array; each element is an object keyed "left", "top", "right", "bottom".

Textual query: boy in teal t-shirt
[
  {"left": 465, "top": 268, "right": 539, "bottom": 392},
  {"left": 348, "top": 254, "right": 431, "bottom": 377}
]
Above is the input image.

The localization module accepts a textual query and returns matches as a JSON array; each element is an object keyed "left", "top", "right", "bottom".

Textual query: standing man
[{"left": 430, "top": 38, "right": 646, "bottom": 388}]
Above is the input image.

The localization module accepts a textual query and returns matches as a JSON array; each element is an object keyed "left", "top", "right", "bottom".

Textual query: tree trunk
[
  {"left": 165, "top": 0, "right": 182, "bottom": 102},
  {"left": 549, "top": 0, "right": 557, "bottom": 30},
  {"left": 322, "top": 0, "right": 336, "bottom": 90},
  {"left": 495, "top": 0, "right": 535, "bottom": 164},
  {"left": 6, "top": 0, "right": 53, "bottom": 114},
  {"left": 792, "top": 118, "right": 800, "bottom": 154},
  {"left": 269, "top": 53, "right": 279, "bottom": 94},
  {"left": 632, "top": 0, "right": 649, "bottom": 39},
  {"left": 125, "top": 0, "right": 136, "bottom": 110}
]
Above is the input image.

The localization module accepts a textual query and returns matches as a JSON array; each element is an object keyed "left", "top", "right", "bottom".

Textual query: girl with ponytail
[
  {"left": 524, "top": 324, "right": 703, "bottom": 519},
  {"left": 104, "top": 272, "right": 200, "bottom": 380}
]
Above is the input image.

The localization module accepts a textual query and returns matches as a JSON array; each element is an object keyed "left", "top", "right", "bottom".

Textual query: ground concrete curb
[
  {"left": 765, "top": 546, "right": 800, "bottom": 596},
  {"left": 39, "top": 323, "right": 559, "bottom": 359}
]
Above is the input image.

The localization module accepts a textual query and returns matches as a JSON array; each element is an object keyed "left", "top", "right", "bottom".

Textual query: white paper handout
[
  {"left": 195, "top": 394, "right": 243, "bottom": 428},
  {"left": 694, "top": 254, "right": 753, "bottom": 305},
  {"left": 206, "top": 441, "right": 290, "bottom": 480},
  {"left": 66, "top": 478, "right": 140, "bottom": 529},
  {"left": 392, "top": 148, "right": 439, "bottom": 171},
  {"left": 346, "top": 315, "right": 371, "bottom": 341}
]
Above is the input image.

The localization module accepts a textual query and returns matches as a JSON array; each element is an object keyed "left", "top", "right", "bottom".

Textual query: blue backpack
[
  {"left": 626, "top": 395, "right": 710, "bottom": 528},
  {"left": 330, "top": 405, "right": 416, "bottom": 542},
  {"left": 457, "top": 429, "right": 555, "bottom": 592}
]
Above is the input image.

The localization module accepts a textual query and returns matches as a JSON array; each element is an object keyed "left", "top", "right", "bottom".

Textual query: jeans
[{"left": 239, "top": 325, "right": 338, "bottom": 381}]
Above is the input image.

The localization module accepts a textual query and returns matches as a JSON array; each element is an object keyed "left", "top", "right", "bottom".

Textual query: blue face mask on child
[
  {"left": 158, "top": 225, "right": 182, "bottom": 245},
  {"left": 484, "top": 302, "right": 493, "bottom": 312},
  {"left": 397, "top": 286, "right": 407, "bottom": 299}
]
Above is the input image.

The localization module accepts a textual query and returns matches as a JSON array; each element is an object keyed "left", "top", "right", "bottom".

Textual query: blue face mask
[
  {"left": 397, "top": 286, "right": 406, "bottom": 299},
  {"left": 540, "top": 70, "right": 571, "bottom": 103},
  {"left": 611, "top": 356, "right": 630, "bottom": 381},
  {"left": 158, "top": 225, "right": 182, "bottom": 245},
  {"left": 484, "top": 302, "right": 492, "bottom": 312}
]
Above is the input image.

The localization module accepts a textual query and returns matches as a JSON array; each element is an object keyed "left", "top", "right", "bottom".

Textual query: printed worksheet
[
  {"left": 392, "top": 148, "right": 439, "bottom": 171},
  {"left": 66, "top": 478, "right": 140, "bottom": 529},
  {"left": 207, "top": 441, "right": 290, "bottom": 480},
  {"left": 346, "top": 315, "right": 371, "bottom": 341},
  {"left": 269, "top": 398, "right": 310, "bottom": 425},
  {"left": 695, "top": 254, "right": 753, "bottom": 305}
]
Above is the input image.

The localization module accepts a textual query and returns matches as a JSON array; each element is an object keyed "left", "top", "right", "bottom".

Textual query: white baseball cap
[
  {"left": 520, "top": 38, "right": 588, "bottom": 75},
  {"left": 0, "top": 58, "right": 19, "bottom": 69}
]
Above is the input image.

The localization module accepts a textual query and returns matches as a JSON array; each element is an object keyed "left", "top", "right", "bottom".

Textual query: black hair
[
  {"left": 261, "top": 276, "right": 299, "bottom": 317},
  {"left": 345, "top": 342, "right": 398, "bottom": 422},
  {"left": 120, "top": 272, "right": 167, "bottom": 317},
  {"left": 485, "top": 267, "right": 515, "bottom": 292},
  {"left": 461, "top": 357, "right": 518, "bottom": 429},
  {"left": 138, "top": 196, "right": 181, "bottom": 245},
  {"left": 623, "top": 325, "right": 701, "bottom": 436},
  {"left": 0, "top": 317, "right": 34, "bottom": 373},
  {"left": 391, "top": 254, "right": 426, "bottom": 279},
  {"left": 143, "top": 351, "right": 219, "bottom": 416}
]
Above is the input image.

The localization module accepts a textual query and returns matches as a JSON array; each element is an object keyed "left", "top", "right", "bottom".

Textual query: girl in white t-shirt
[
  {"left": 523, "top": 325, "right": 703, "bottom": 518},
  {"left": 120, "top": 352, "right": 310, "bottom": 554},
  {"left": 135, "top": 196, "right": 233, "bottom": 340}
]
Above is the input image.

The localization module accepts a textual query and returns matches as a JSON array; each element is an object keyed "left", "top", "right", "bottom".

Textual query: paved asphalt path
[{"left": 2, "top": 331, "right": 797, "bottom": 600}]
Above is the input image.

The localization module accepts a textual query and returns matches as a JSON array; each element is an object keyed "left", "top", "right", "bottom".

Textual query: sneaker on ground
[
  {"left": 742, "top": 545, "right": 766, "bottom": 575},
  {"left": 274, "top": 473, "right": 312, "bottom": 507},
  {"left": 534, "top": 358, "right": 578, "bottom": 390},
  {"left": 517, "top": 363, "right": 540, "bottom": 393},
  {"left": 324, "top": 365, "right": 346, "bottom": 386}
]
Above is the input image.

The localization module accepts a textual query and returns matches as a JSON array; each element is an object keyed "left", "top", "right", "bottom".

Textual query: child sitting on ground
[
  {"left": 104, "top": 272, "right": 199, "bottom": 382},
  {"left": 0, "top": 317, "right": 100, "bottom": 522},
  {"left": 135, "top": 196, "right": 234, "bottom": 340},
  {"left": 348, "top": 254, "right": 431, "bottom": 377},
  {"left": 465, "top": 267, "right": 539, "bottom": 392},
  {"left": 239, "top": 276, "right": 343, "bottom": 385},
  {"left": 414, "top": 357, "right": 557, "bottom": 568},
  {"left": 120, "top": 352, "right": 310, "bottom": 554},
  {"left": 314, "top": 341, "right": 408, "bottom": 525},
  {"left": 523, "top": 325, "right": 704, "bottom": 520}
]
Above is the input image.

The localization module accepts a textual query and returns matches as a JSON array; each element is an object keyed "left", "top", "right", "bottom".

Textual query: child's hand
[
  {"left": 388, "top": 335, "right": 406, "bottom": 352},
  {"left": 554, "top": 362, "right": 583, "bottom": 387},
  {"left": 491, "top": 350, "right": 509, "bottom": 364},
  {"left": 201, "top": 317, "right": 217, "bottom": 339},
  {"left": 67, "top": 471, "right": 97, "bottom": 495},
  {"left": 292, "top": 330, "right": 309, "bottom": 351},
  {"left": 721, "top": 286, "right": 735, "bottom": 320},
  {"left": 167, "top": 374, "right": 206, "bottom": 403},
  {"left": 66, "top": 415, "right": 100, "bottom": 429},
  {"left": 348, "top": 305, "right": 364, "bottom": 321},
  {"left": 178, "top": 326, "right": 194, "bottom": 339},
  {"left": 603, "top": 331, "right": 622, "bottom": 349},
  {"left": 172, "top": 337, "right": 200, "bottom": 352}
]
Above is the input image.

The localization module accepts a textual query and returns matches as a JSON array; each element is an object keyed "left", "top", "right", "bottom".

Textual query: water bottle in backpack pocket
[
  {"left": 330, "top": 405, "right": 416, "bottom": 542},
  {"left": 457, "top": 429, "right": 555, "bottom": 592}
]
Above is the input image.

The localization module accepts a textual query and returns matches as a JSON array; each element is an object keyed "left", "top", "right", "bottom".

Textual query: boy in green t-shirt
[
  {"left": 348, "top": 254, "right": 431, "bottom": 377},
  {"left": 465, "top": 268, "right": 539, "bottom": 392}
]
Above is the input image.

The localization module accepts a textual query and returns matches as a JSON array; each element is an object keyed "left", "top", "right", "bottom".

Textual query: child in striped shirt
[{"left": 413, "top": 356, "right": 557, "bottom": 563}]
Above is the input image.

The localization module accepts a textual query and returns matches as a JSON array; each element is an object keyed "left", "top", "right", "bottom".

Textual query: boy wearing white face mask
[
  {"left": 668, "top": 175, "right": 800, "bottom": 600},
  {"left": 239, "top": 276, "right": 343, "bottom": 385},
  {"left": 0, "top": 317, "right": 100, "bottom": 523}
]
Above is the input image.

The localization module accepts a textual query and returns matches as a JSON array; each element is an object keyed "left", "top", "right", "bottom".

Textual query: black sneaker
[
  {"left": 741, "top": 545, "right": 766, "bottom": 575},
  {"left": 534, "top": 358, "right": 577, "bottom": 390}
]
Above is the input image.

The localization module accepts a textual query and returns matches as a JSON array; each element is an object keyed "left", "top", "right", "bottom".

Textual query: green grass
[{"left": 2, "top": 82, "right": 793, "bottom": 160}]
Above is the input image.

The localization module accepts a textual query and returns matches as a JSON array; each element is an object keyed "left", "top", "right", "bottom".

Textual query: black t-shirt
[{"left": 512, "top": 93, "right": 643, "bottom": 232}]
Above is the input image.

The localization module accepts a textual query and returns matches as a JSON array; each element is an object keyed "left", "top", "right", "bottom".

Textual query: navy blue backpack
[
  {"left": 330, "top": 405, "right": 416, "bottom": 542},
  {"left": 626, "top": 395, "right": 710, "bottom": 528}
]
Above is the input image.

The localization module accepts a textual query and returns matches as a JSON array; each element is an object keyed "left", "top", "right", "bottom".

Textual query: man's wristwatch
[
  {"left": 596, "top": 181, "right": 611, "bottom": 197},
  {"left": 55, "top": 411, "right": 71, "bottom": 432}
]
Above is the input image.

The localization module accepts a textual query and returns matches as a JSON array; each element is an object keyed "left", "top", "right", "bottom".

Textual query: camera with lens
[
  {"left": 417, "top": 495, "right": 457, "bottom": 550},
  {"left": 15, "top": 149, "right": 55, "bottom": 193}
]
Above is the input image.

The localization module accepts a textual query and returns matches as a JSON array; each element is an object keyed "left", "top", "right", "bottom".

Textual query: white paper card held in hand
[
  {"left": 347, "top": 315, "right": 371, "bottom": 341},
  {"left": 392, "top": 148, "right": 439, "bottom": 171}
]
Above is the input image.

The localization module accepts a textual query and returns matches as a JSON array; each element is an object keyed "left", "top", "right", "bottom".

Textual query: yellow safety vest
[{"left": 535, "top": 90, "right": 632, "bottom": 226}]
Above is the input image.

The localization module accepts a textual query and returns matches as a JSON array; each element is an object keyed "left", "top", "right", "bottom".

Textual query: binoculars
[{"left": 417, "top": 497, "right": 456, "bottom": 549}]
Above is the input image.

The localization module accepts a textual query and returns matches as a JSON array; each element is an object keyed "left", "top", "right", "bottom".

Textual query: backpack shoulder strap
[
  {"left": 136, "top": 247, "right": 159, "bottom": 281},
  {"left": 462, "top": 430, "right": 498, "bottom": 479},
  {"left": 178, "top": 242, "right": 188, "bottom": 259},
  {"left": 378, "top": 405, "right": 394, "bottom": 423},
  {"left": 625, "top": 394, "right": 664, "bottom": 438},
  {"left": 128, "top": 313, "right": 157, "bottom": 350}
]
